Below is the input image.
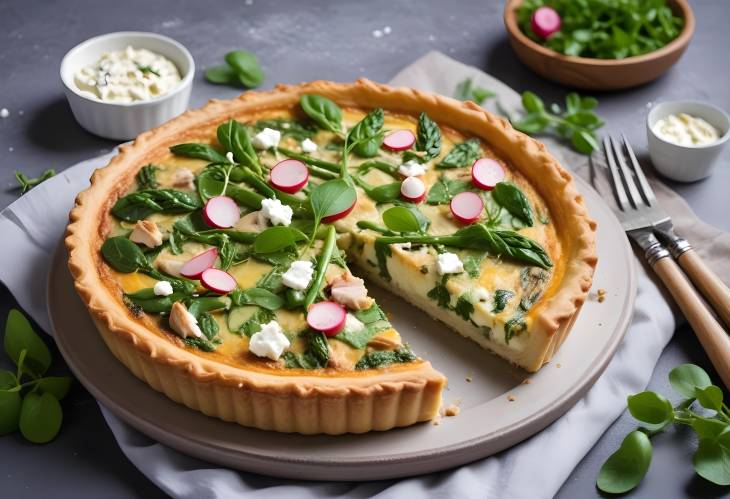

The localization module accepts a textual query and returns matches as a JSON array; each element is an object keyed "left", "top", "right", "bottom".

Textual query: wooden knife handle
[
  {"left": 653, "top": 256, "right": 730, "bottom": 390},
  {"left": 677, "top": 249, "right": 730, "bottom": 328}
]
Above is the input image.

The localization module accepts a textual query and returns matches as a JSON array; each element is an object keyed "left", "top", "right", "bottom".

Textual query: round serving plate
[{"left": 48, "top": 175, "right": 635, "bottom": 481}]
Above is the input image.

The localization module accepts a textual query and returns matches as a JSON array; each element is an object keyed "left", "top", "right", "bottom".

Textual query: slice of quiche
[{"left": 67, "top": 80, "right": 596, "bottom": 434}]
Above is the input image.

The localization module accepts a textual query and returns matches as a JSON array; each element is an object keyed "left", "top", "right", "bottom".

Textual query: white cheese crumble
[
  {"left": 300, "top": 138, "right": 318, "bottom": 153},
  {"left": 252, "top": 127, "right": 281, "bottom": 150},
  {"left": 282, "top": 260, "right": 314, "bottom": 291},
  {"left": 259, "top": 197, "right": 293, "bottom": 226},
  {"left": 437, "top": 252, "right": 464, "bottom": 275},
  {"left": 153, "top": 281, "right": 174, "bottom": 296},
  {"left": 74, "top": 46, "right": 181, "bottom": 103},
  {"left": 344, "top": 313, "right": 365, "bottom": 333},
  {"left": 398, "top": 160, "right": 426, "bottom": 177},
  {"left": 0, "top": 108, "right": 9, "bottom": 119},
  {"left": 653, "top": 113, "right": 720, "bottom": 147},
  {"left": 248, "top": 320, "right": 290, "bottom": 361},
  {"left": 226, "top": 151, "right": 235, "bottom": 164}
]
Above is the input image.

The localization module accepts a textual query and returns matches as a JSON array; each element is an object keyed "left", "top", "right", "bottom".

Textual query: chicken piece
[
  {"left": 234, "top": 211, "right": 266, "bottom": 233},
  {"left": 169, "top": 302, "right": 202, "bottom": 339},
  {"left": 129, "top": 220, "right": 163, "bottom": 248},
  {"left": 171, "top": 167, "right": 195, "bottom": 190},
  {"left": 329, "top": 273, "right": 373, "bottom": 310},
  {"left": 155, "top": 257, "right": 184, "bottom": 277}
]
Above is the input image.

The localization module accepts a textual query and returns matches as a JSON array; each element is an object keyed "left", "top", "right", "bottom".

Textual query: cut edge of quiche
[{"left": 66, "top": 79, "right": 597, "bottom": 434}]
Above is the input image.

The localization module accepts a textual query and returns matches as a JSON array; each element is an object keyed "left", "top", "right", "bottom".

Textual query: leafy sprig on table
[
  {"left": 14, "top": 169, "right": 56, "bottom": 194},
  {"left": 205, "top": 50, "right": 264, "bottom": 89},
  {"left": 512, "top": 91, "right": 603, "bottom": 154},
  {"left": 597, "top": 363, "right": 730, "bottom": 493},
  {"left": 1, "top": 309, "right": 72, "bottom": 443},
  {"left": 454, "top": 78, "right": 495, "bottom": 105}
]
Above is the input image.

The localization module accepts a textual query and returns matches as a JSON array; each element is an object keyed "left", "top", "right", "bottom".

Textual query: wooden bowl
[{"left": 503, "top": 0, "right": 695, "bottom": 91}]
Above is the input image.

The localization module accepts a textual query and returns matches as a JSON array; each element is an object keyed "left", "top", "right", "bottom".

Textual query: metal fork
[{"left": 604, "top": 135, "right": 730, "bottom": 388}]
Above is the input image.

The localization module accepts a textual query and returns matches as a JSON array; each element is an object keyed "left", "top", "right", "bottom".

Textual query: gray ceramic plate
[{"left": 48, "top": 175, "right": 635, "bottom": 481}]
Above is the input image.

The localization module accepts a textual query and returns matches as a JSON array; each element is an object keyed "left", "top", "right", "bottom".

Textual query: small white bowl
[
  {"left": 60, "top": 31, "right": 194, "bottom": 141},
  {"left": 646, "top": 101, "right": 729, "bottom": 182}
]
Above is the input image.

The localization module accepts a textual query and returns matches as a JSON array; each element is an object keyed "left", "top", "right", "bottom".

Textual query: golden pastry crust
[{"left": 66, "top": 79, "right": 596, "bottom": 434}]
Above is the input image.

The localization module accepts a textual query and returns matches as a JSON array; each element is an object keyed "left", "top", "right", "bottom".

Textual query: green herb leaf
[
  {"left": 14, "top": 169, "right": 56, "bottom": 195},
  {"left": 334, "top": 304, "right": 391, "bottom": 349},
  {"left": 136, "top": 164, "right": 160, "bottom": 190},
  {"left": 693, "top": 427, "right": 730, "bottom": 486},
  {"left": 522, "top": 91, "right": 544, "bottom": 113},
  {"left": 571, "top": 129, "right": 599, "bottom": 154},
  {"left": 454, "top": 295, "right": 475, "bottom": 322},
  {"left": 454, "top": 78, "right": 495, "bottom": 104},
  {"left": 437, "top": 139, "right": 481, "bottom": 169},
  {"left": 230, "top": 287, "right": 284, "bottom": 311},
  {"left": 19, "top": 392, "right": 63, "bottom": 444},
  {"left": 0, "top": 388, "right": 21, "bottom": 435},
  {"left": 282, "top": 331, "right": 329, "bottom": 370},
  {"left": 596, "top": 430, "right": 653, "bottom": 494},
  {"left": 4, "top": 309, "right": 52, "bottom": 376},
  {"left": 692, "top": 418, "right": 728, "bottom": 440},
  {"left": 382, "top": 206, "right": 421, "bottom": 233},
  {"left": 355, "top": 346, "right": 417, "bottom": 370},
  {"left": 217, "top": 120, "right": 261, "bottom": 171},
  {"left": 205, "top": 64, "right": 238, "bottom": 85},
  {"left": 427, "top": 277, "right": 451, "bottom": 309},
  {"left": 696, "top": 385, "right": 724, "bottom": 412},
  {"left": 669, "top": 363, "right": 712, "bottom": 398},
  {"left": 348, "top": 108, "right": 384, "bottom": 157},
  {"left": 223, "top": 50, "right": 264, "bottom": 88},
  {"left": 300, "top": 94, "right": 343, "bottom": 134},
  {"left": 111, "top": 189, "right": 202, "bottom": 222},
  {"left": 170, "top": 143, "right": 228, "bottom": 163},
  {"left": 492, "top": 182, "right": 534, "bottom": 226},
  {"left": 310, "top": 178, "right": 357, "bottom": 223},
  {"left": 353, "top": 177, "right": 401, "bottom": 204},
  {"left": 36, "top": 376, "right": 73, "bottom": 400},
  {"left": 426, "top": 175, "right": 472, "bottom": 205},
  {"left": 101, "top": 236, "right": 150, "bottom": 273},
  {"left": 492, "top": 289, "right": 514, "bottom": 313},
  {"left": 462, "top": 254, "right": 483, "bottom": 278},
  {"left": 627, "top": 391, "right": 674, "bottom": 431},
  {"left": 412, "top": 112, "right": 441, "bottom": 161},
  {"left": 253, "top": 226, "right": 307, "bottom": 254}
]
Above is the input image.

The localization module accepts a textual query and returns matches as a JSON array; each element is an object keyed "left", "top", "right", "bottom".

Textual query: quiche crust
[{"left": 66, "top": 79, "right": 596, "bottom": 434}]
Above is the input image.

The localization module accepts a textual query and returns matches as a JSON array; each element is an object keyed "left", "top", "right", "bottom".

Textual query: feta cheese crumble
[
  {"left": 0, "top": 108, "right": 9, "bottom": 119},
  {"left": 282, "top": 260, "right": 314, "bottom": 291},
  {"left": 248, "top": 320, "right": 290, "bottom": 361},
  {"left": 398, "top": 160, "right": 426, "bottom": 177},
  {"left": 300, "top": 138, "right": 318, "bottom": 153},
  {"left": 252, "top": 127, "right": 281, "bottom": 150},
  {"left": 344, "top": 313, "right": 365, "bottom": 334},
  {"left": 437, "top": 252, "right": 464, "bottom": 275},
  {"left": 259, "top": 197, "right": 293, "bottom": 226},
  {"left": 153, "top": 281, "right": 174, "bottom": 296}
]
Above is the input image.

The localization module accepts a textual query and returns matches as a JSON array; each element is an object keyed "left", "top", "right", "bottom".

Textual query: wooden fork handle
[
  {"left": 676, "top": 249, "right": 730, "bottom": 328},
  {"left": 653, "top": 256, "right": 730, "bottom": 390}
]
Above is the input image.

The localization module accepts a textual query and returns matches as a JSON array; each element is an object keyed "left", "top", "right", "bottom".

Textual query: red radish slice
[
  {"left": 450, "top": 191, "right": 484, "bottom": 224},
  {"left": 531, "top": 6, "right": 561, "bottom": 39},
  {"left": 180, "top": 248, "right": 218, "bottom": 279},
  {"left": 400, "top": 176, "right": 426, "bottom": 203},
  {"left": 307, "top": 301, "right": 346, "bottom": 336},
  {"left": 322, "top": 198, "right": 357, "bottom": 223},
  {"left": 383, "top": 130, "right": 416, "bottom": 151},
  {"left": 269, "top": 159, "right": 309, "bottom": 193},
  {"left": 200, "top": 268, "right": 237, "bottom": 294},
  {"left": 471, "top": 158, "right": 505, "bottom": 191},
  {"left": 203, "top": 196, "right": 240, "bottom": 229}
]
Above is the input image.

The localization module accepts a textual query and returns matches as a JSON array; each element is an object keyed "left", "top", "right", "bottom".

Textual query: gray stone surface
[{"left": 0, "top": 0, "right": 728, "bottom": 497}]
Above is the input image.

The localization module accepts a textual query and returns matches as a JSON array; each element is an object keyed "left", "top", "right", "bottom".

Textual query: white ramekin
[
  {"left": 646, "top": 101, "right": 729, "bottom": 182},
  {"left": 60, "top": 31, "right": 194, "bottom": 141}
]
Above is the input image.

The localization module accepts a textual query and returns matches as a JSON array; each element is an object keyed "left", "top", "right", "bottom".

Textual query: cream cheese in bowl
[
  {"left": 74, "top": 46, "right": 182, "bottom": 103},
  {"left": 652, "top": 112, "right": 720, "bottom": 147}
]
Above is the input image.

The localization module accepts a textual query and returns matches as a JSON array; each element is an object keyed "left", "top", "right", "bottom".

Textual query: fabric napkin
[{"left": 1, "top": 51, "right": 729, "bottom": 499}]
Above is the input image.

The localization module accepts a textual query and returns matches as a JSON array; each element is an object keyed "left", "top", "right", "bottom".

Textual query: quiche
[{"left": 66, "top": 80, "right": 596, "bottom": 434}]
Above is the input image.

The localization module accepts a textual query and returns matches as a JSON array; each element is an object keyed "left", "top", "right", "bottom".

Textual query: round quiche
[{"left": 66, "top": 80, "right": 597, "bottom": 435}]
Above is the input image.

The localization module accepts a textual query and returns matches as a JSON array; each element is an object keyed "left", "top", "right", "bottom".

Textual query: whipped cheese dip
[
  {"left": 653, "top": 112, "right": 720, "bottom": 147},
  {"left": 74, "top": 46, "right": 182, "bottom": 103}
]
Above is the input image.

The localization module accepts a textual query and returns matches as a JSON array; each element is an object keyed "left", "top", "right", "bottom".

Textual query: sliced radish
[
  {"left": 307, "top": 301, "right": 346, "bottom": 336},
  {"left": 400, "top": 176, "right": 426, "bottom": 203},
  {"left": 203, "top": 196, "right": 240, "bottom": 229},
  {"left": 269, "top": 159, "right": 309, "bottom": 194},
  {"left": 450, "top": 191, "right": 484, "bottom": 224},
  {"left": 531, "top": 6, "right": 561, "bottom": 39},
  {"left": 322, "top": 198, "right": 356, "bottom": 223},
  {"left": 383, "top": 130, "right": 416, "bottom": 151},
  {"left": 200, "top": 268, "right": 237, "bottom": 294},
  {"left": 180, "top": 248, "right": 218, "bottom": 279},
  {"left": 471, "top": 158, "right": 505, "bottom": 191}
]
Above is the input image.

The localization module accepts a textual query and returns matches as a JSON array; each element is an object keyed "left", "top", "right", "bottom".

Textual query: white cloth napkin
[{"left": 4, "top": 51, "right": 714, "bottom": 499}]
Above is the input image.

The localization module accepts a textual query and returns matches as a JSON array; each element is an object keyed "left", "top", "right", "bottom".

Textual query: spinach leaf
[
  {"left": 374, "top": 241, "right": 392, "bottom": 281},
  {"left": 404, "top": 112, "right": 441, "bottom": 163},
  {"left": 230, "top": 287, "right": 284, "bottom": 311},
  {"left": 101, "top": 236, "right": 150, "bottom": 273},
  {"left": 504, "top": 314, "right": 527, "bottom": 344},
  {"left": 492, "top": 289, "right": 514, "bottom": 314},
  {"left": 223, "top": 50, "right": 264, "bottom": 88},
  {"left": 462, "top": 254, "right": 483, "bottom": 278},
  {"left": 217, "top": 120, "right": 261, "bottom": 172},
  {"left": 196, "top": 169, "right": 264, "bottom": 208},
  {"left": 454, "top": 78, "right": 495, "bottom": 104},
  {"left": 454, "top": 295, "right": 475, "bottom": 322},
  {"left": 14, "top": 169, "right": 55, "bottom": 195},
  {"left": 169, "top": 143, "right": 228, "bottom": 163},
  {"left": 124, "top": 289, "right": 190, "bottom": 314},
  {"left": 283, "top": 331, "right": 330, "bottom": 369},
  {"left": 334, "top": 304, "right": 391, "bottom": 349},
  {"left": 111, "top": 189, "right": 202, "bottom": 222},
  {"left": 355, "top": 346, "right": 417, "bottom": 370},
  {"left": 205, "top": 65, "right": 238, "bottom": 85},
  {"left": 492, "top": 181, "right": 534, "bottom": 226},
  {"left": 427, "top": 276, "right": 451, "bottom": 309},
  {"left": 382, "top": 206, "right": 421, "bottom": 233},
  {"left": 310, "top": 178, "right": 357, "bottom": 225},
  {"left": 347, "top": 108, "right": 384, "bottom": 157},
  {"left": 253, "top": 119, "right": 316, "bottom": 141},
  {"left": 253, "top": 226, "right": 307, "bottom": 254},
  {"left": 300, "top": 94, "right": 343, "bottom": 134},
  {"left": 353, "top": 177, "right": 400, "bottom": 204},
  {"left": 437, "top": 139, "right": 481, "bottom": 169},
  {"left": 426, "top": 175, "right": 473, "bottom": 205},
  {"left": 233, "top": 307, "right": 275, "bottom": 337},
  {"left": 136, "top": 164, "right": 160, "bottom": 190},
  {"left": 183, "top": 312, "right": 221, "bottom": 352}
]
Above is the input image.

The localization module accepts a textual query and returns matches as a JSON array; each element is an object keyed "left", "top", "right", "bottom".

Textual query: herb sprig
[
  {"left": 454, "top": 78, "right": 495, "bottom": 104},
  {"left": 205, "top": 50, "right": 264, "bottom": 89},
  {"left": 1, "top": 309, "right": 72, "bottom": 443},
  {"left": 14, "top": 169, "right": 56, "bottom": 194},
  {"left": 597, "top": 363, "right": 730, "bottom": 493}
]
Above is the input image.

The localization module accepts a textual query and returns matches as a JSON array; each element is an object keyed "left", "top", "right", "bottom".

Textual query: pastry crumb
[
  {"left": 596, "top": 288, "right": 607, "bottom": 303},
  {"left": 444, "top": 404, "right": 460, "bottom": 417},
  {"left": 556, "top": 363, "right": 562, "bottom": 368},
  {"left": 522, "top": 379, "right": 531, "bottom": 385},
  {"left": 465, "top": 374, "right": 473, "bottom": 383},
  {"left": 507, "top": 395, "right": 516, "bottom": 402}
]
